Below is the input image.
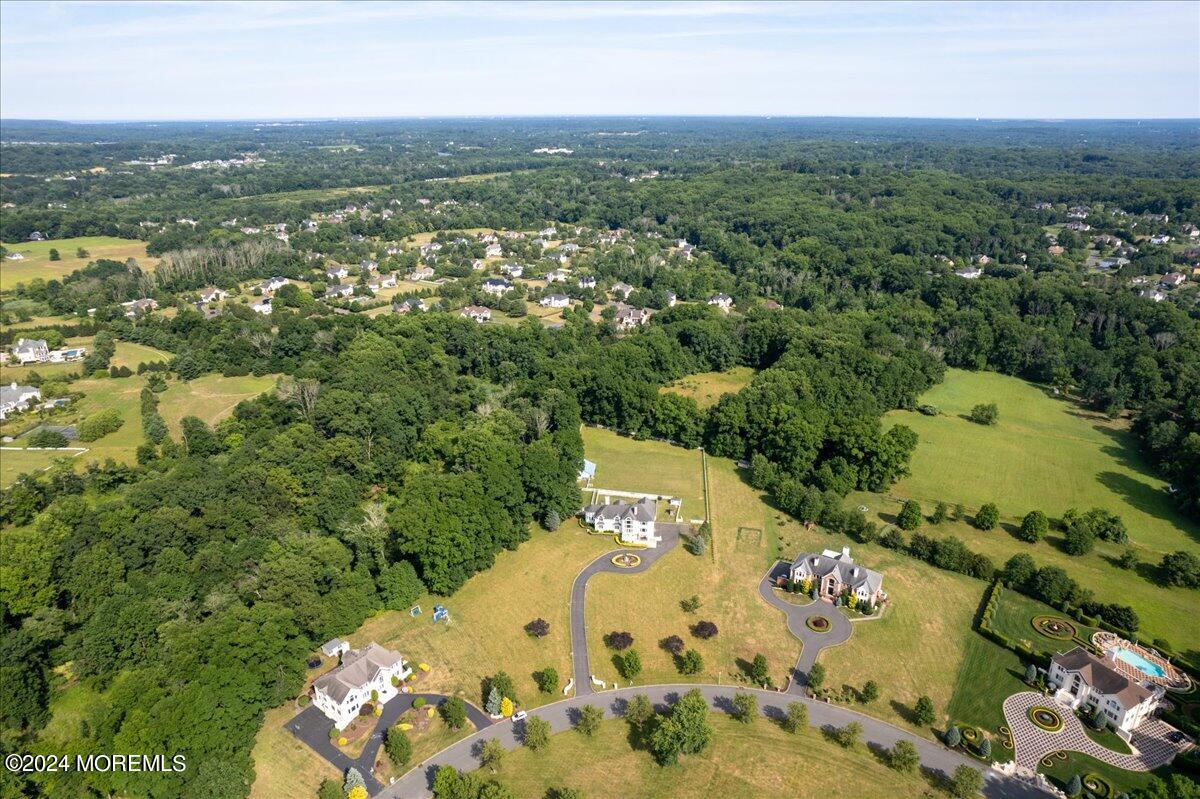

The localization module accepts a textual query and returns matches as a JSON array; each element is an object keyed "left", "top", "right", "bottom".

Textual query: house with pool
[{"left": 1048, "top": 647, "right": 1164, "bottom": 736}]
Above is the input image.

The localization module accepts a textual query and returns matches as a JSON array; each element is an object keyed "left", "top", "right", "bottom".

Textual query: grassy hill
[{"left": 859, "top": 368, "right": 1200, "bottom": 651}]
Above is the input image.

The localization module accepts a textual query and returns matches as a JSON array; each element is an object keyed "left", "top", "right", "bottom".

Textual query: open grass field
[
  {"left": 885, "top": 368, "right": 1197, "bottom": 558},
  {"left": 1, "top": 371, "right": 275, "bottom": 476},
  {"left": 476, "top": 714, "right": 939, "bottom": 799},
  {"left": 157, "top": 373, "right": 277, "bottom": 436},
  {"left": 1, "top": 237, "right": 157, "bottom": 290},
  {"left": 346, "top": 528, "right": 613, "bottom": 712},
  {"left": 0, "top": 448, "right": 82, "bottom": 487},
  {"left": 661, "top": 367, "right": 755, "bottom": 409},
  {"left": 585, "top": 455, "right": 799, "bottom": 690},
  {"left": 847, "top": 491, "right": 1200, "bottom": 653},
  {"left": 226, "top": 185, "right": 383, "bottom": 206},
  {"left": 248, "top": 704, "right": 340, "bottom": 799},
  {"left": 581, "top": 426, "right": 706, "bottom": 521}
]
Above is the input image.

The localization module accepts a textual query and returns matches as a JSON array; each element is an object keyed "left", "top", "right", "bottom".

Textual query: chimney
[{"left": 842, "top": 546, "right": 851, "bottom": 559}]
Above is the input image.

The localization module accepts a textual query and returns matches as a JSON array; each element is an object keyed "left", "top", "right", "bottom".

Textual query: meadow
[
  {"left": 885, "top": 368, "right": 1197, "bottom": 557},
  {"left": 861, "top": 368, "right": 1200, "bottom": 651},
  {"left": 661, "top": 366, "right": 755, "bottom": 409},
  {"left": 476, "top": 714, "right": 937, "bottom": 799},
  {"left": 1, "top": 236, "right": 157, "bottom": 289}
]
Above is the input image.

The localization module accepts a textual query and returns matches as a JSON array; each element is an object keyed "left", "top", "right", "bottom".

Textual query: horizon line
[{"left": 2, "top": 114, "right": 1200, "bottom": 126}]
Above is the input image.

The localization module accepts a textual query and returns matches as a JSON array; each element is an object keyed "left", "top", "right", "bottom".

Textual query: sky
[{"left": 1, "top": 1, "right": 1198, "bottom": 121}]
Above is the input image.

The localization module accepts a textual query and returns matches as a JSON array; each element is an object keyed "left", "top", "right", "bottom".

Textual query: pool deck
[{"left": 1091, "top": 632, "right": 1192, "bottom": 693}]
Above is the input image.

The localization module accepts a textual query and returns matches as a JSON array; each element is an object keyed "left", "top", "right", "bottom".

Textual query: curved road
[
  {"left": 376, "top": 683, "right": 1046, "bottom": 799},
  {"left": 756, "top": 561, "right": 853, "bottom": 692},
  {"left": 569, "top": 525, "right": 684, "bottom": 694}
]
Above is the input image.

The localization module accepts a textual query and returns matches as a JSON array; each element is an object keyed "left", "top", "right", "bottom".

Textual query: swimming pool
[{"left": 1114, "top": 647, "right": 1166, "bottom": 678}]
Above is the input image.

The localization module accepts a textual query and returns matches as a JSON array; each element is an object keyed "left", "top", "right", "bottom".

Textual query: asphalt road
[
  {"left": 375, "top": 683, "right": 1049, "bottom": 799},
  {"left": 756, "top": 560, "right": 853, "bottom": 693},
  {"left": 287, "top": 692, "right": 492, "bottom": 795},
  {"left": 569, "top": 524, "right": 683, "bottom": 695}
]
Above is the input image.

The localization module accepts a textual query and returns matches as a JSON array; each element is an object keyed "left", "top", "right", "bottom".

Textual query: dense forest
[{"left": 1, "top": 118, "right": 1198, "bottom": 798}]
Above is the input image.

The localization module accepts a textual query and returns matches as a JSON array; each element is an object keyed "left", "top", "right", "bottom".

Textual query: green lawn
[
  {"left": 661, "top": 367, "right": 755, "bottom": 410},
  {"left": 988, "top": 586, "right": 1096, "bottom": 659},
  {"left": 945, "top": 631, "right": 1028, "bottom": 734},
  {"left": 0, "top": 338, "right": 171, "bottom": 384},
  {"left": 851, "top": 491, "right": 1200, "bottom": 653},
  {"left": 582, "top": 426, "right": 706, "bottom": 522},
  {"left": 157, "top": 373, "right": 277, "bottom": 436},
  {"left": 1039, "top": 749, "right": 1165, "bottom": 796},
  {"left": 886, "top": 369, "right": 1197, "bottom": 557},
  {"left": 476, "top": 714, "right": 939, "bottom": 799},
  {"left": 1, "top": 236, "right": 157, "bottom": 290},
  {"left": 0, "top": 449, "right": 81, "bottom": 487}
]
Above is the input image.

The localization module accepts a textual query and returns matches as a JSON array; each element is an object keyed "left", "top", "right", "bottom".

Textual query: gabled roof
[
  {"left": 584, "top": 497, "right": 655, "bottom": 523},
  {"left": 791, "top": 549, "right": 883, "bottom": 593},
  {"left": 1051, "top": 647, "right": 1154, "bottom": 707},
  {"left": 313, "top": 643, "right": 405, "bottom": 704}
]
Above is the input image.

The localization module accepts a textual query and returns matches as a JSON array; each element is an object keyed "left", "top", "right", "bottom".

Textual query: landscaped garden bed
[
  {"left": 1028, "top": 706, "right": 1064, "bottom": 732},
  {"left": 1083, "top": 773, "right": 1116, "bottom": 798},
  {"left": 1031, "top": 615, "right": 1077, "bottom": 641},
  {"left": 806, "top": 615, "right": 831, "bottom": 633}
]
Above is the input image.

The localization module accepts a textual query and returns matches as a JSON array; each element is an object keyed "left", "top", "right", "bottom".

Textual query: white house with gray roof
[
  {"left": 1049, "top": 647, "right": 1163, "bottom": 735},
  {"left": 12, "top": 338, "right": 50, "bottom": 365},
  {"left": 582, "top": 497, "right": 659, "bottom": 547},
  {"left": 0, "top": 382, "right": 41, "bottom": 420},
  {"left": 789, "top": 547, "right": 884, "bottom": 605},
  {"left": 311, "top": 642, "right": 411, "bottom": 730}
]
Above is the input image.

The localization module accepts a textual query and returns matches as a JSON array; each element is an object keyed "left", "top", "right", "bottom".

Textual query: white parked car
[{"left": 511, "top": 710, "right": 527, "bottom": 722}]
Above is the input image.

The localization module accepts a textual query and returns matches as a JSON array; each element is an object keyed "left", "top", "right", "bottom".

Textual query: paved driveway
[
  {"left": 377, "top": 683, "right": 1047, "bottom": 799},
  {"left": 287, "top": 692, "right": 492, "bottom": 793},
  {"left": 757, "top": 561, "right": 853, "bottom": 693},
  {"left": 1003, "top": 691, "right": 1188, "bottom": 772},
  {"left": 569, "top": 524, "right": 683, "bottom": 695}
]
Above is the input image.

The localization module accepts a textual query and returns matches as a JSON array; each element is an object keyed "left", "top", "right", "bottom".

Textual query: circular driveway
[{"left": 757, "top": 561, "right": 852, "bottom": 692}]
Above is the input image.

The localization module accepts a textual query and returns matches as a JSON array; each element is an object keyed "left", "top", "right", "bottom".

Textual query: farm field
[
  {"left": 157, "top": 373, "right": 278, "bottom": 436},
  {"left": 475, "top": 714, "right": 937, "bottom": 799},
  {"left": 581, "top": 426, "right": 706, "bottom": 520},
  {"left": 661, "top": 366, "right": 755, "bottom": 409},
  {"left": 1, "top": 236, "right": 157, "bottom": 289},
  {"left": 884, "top": 368, "right": 1197, "bottom": 558}
]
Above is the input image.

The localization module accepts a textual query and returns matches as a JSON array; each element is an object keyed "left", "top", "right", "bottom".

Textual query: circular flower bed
[
  {"left": 1055, "top": 750, "right": 1067, "bottom": 760},
  {"left": 806, "top": 615, "right": 832, "bottom": 633},
  {"left": 1032, "top": 615, "right": 1077, "bottom": 640},
  {"left": 960, "top": 725, "right": 981, "bottom": 744},
  {"left": 1041, "top": 757, "right": 1055, "bottom": 768},
  {"left": 1027, "top": 706, "right": 1064, "bottom": 732},
  {"left": 998, "top": 725, "right": 1010, "bottom": 735},
  {"left": 611, "top": 553, "right": 642, "bottom": 568},
  {"left": 1083, "top": 774, "right": 1115, "bottom": 798}
]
